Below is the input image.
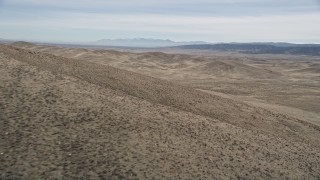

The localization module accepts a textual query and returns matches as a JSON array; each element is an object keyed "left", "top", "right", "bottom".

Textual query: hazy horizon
[
  {"left": 3, "top": 37, "right": 320, "bottom": 46},
  {"left": 0, "top": 0, "right": 320, "bottom": 43}
]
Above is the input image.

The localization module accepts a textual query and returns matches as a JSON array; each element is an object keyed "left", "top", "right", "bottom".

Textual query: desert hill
[
  {"left": 10, "top": 42, "right": 320, "bottom": 111},
  {"left": 9, "top": 42, "right": 320, "bottom": 114},
  {"left": 9, "top": 43, "right": 284, "bottom": 80},
  {"left": 1, "top": 44, "right": 320, "bottom": 179},
  {"left": 11, "top": 41, "right": 35, "bottom": 47}
]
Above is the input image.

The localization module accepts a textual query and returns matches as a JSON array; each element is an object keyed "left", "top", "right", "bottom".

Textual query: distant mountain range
[
  {"left": 2, "top": 37, "right": 320, "bottom": 56},
  {"left": 175, "top": 43, "right": 320, "bottom": 56},
  {"left": 91, "top": 38, "right": 209, "bottom": 47}
]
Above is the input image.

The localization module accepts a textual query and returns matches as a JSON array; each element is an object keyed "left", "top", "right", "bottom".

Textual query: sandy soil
[{"left": 1, "top": 44, "right": 320, "bottom": 179}]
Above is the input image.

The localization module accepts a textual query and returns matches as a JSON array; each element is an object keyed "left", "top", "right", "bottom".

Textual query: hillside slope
[{"left": 1, "top": 45, "right": 320, "bottom": 179}]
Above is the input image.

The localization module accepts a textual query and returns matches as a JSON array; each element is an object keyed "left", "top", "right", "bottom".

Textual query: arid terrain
[{"left": 1, "top": 42, "right": 320, "bottom": 179}]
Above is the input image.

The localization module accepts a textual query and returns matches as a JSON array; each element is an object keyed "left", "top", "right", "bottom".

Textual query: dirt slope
[{"left": 1, "top": 45, "right": 320, "bottom": 179}]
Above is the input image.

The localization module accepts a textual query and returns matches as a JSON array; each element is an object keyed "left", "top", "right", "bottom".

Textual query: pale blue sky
[{"left": 0, "top": 0, "right": 320, "bottom": 43}]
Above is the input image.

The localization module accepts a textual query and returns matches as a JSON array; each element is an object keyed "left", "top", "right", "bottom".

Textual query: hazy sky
[{"left": 0, "top": 0, "right": 320, "bottom": 43}]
